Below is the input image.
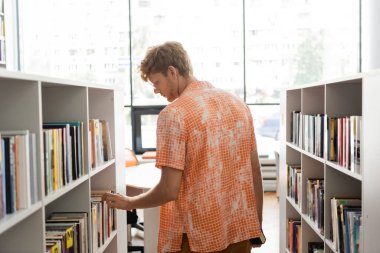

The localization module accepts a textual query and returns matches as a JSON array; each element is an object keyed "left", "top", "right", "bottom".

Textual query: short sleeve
[{"left": 155, "top": 107, "right": 186, "bottom": 171}]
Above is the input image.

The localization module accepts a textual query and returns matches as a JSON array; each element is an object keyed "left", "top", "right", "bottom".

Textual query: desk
[{"left": 125, "top": 163, "right": 161, "bottom": 253}]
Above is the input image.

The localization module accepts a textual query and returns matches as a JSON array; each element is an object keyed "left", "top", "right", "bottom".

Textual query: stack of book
[
  {"left": 288, "top": 219, "right": 301, "bottom": 253},
  {"left": 43, "top": 122, "right": 84, "bottom": 195},
  {"left": 306, "top": 178, "right": 324, "bottom": 234},
  {"left": 303, "top": 114, "right": 325, "bottom": 157},
  {"left": 290, "top": 111, "right": 325, "bottom": 158},
  {"left": 326, "top": 116, "right": 362, "bottom": 174},
  {"left": 331, "top": 197, "right": 362, "bottom": 253},
  {"left": 91, "top": 190, "right": 117, "bottom": 251},
  {"left": 0, "top": 130, "right": 38, "bottom": 219},
  {"left": 291, "top": 111, "right": 302, "bottom": 148},
  {"left": 89, "top": 119, "right": 113, "bottom": 169},
  {"left": 45, "top": 212, "right": 88, "bottom": 253},
  {"left": 287, "top": 164, "right": 302, "bottom": 208}
]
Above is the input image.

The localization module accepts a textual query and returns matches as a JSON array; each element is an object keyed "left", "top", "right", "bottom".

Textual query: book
[
  {"left": 1, "top": 130, "right": 32, "bottom": 213},
  {"left": 43, "top": 123, "right": 71, "bottom": 185},
  {"left": 0, "top": 136, "right": 4, "bottom": 218},
  {"left": 331, "top": 198, "right": 361, "bottom": 251},
  {"left": 3, "top": 136, "right": 15, "bottom": 214},
  {"left": 100, "top": 120, "right": 113, "bottom": 161},
  {"left": 350, "top": 116, "right": 361, "bottom": 174},
  {"left": 288, "top": 219, "right": 301, "bottom": 252},
  {"left": 91, "top": 189, "right": 117, "bottom": 244},
  {"left": 329, "top": 117, "right": 337, "bottom": 161},
  {"left": 46, "top": 222, "right": 77, "bottom": 253},
  {"left": 91, "top": 203, "right": 98, "bottom": 250},
  {"left": 90, "top": 119, "right": 105, "bottom": 168},
  {"left": 29, "top": 133, "right": 38, "bottom": 204},
  {"left": 49, "top": 212, "right": 88, "bottom": 253}
]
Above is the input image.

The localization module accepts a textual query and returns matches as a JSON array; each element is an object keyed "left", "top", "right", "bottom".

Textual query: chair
[
  {"left": 125, "top": 148, "right": 144, "bottom": 253},
  {"left": 127, "top": 209, "right": 144, "bottom": 253}
]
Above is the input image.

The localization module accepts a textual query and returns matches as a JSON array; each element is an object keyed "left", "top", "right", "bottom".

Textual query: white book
[
  {"left": 29, "top": 133, "right": 38, "bottom": 204},
  {"left": 350, "top": 116, "right": 356, "bottom": 172}
]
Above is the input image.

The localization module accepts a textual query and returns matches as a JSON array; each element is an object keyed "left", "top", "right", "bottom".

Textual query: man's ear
[{"left": 168, "top": 66, "right": 177, "bottom": 78}]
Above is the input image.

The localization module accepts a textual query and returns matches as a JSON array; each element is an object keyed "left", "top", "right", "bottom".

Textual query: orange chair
[{"left": 125, "top": 148, "right": 138, "bottom": 167}]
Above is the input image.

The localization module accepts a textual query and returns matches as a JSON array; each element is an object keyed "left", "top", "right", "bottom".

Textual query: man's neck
[{"left": 178, "top": 75, "right": 198, "bottom": 95}]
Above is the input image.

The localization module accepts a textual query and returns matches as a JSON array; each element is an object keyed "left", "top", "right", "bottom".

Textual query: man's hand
[
  {"left": 102, "top": 166, "right": 182, "bottom": 211},
  {"left": 102, "top": 192, "right": 131, "bottom": 210}
]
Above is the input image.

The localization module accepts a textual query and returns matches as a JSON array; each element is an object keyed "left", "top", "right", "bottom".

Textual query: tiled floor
[{"left": 130, "top": 191, "right": 279, "bottom": 253}]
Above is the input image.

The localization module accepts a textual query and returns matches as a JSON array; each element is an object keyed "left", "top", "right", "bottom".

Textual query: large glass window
[
  {"left": 131, "top": 0, "right": 244, "bottom": 105},
  {"left": 245, "top": 0, "right": 360, "bottom": 104},
  {"left": 17, "top": 0, "right": 361, "bottom": 159},
  {"left": 18, "top": 0, "right": 132, "bottom": 104}
]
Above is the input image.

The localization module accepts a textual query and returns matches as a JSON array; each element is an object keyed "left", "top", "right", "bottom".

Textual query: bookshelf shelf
[
  {"left": 0, "top": 70, "right": 126, "bottom": 252},
  {"left": 43, "top": 176, "right": 89, "bottom": 206},
  {"left": 325, "top": 238, "right": 337, "bottom": 253},
  {"left": 280, "top": 70, "right": 380, "bottom": 253},
  {"left": 286, "top": 142, "right": 303, "bottom": 153},
  {"left": 326, "top": 160, "right": 362, "bottom": 181},
  {"left": 0, "top": 202, "right": 42, "bottom": 234},
  {"left": 286, "top": 196, "right": 301, "bottom": 214},
  {"left": 90, "top": 159, "right": 116, "bottom": 177},
  {"left": 97, "top": 230, "right": 117, "bottom": 253},
  {"left": 301, "top": 213, "right": 324, "bottom": 241}
]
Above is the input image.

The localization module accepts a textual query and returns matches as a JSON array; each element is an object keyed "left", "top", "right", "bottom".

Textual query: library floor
[{"left": 130, "top": 192, "right": 279, "bottom": 253}]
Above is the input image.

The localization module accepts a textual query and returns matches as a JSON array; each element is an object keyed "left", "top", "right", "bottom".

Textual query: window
[
  {"left": 130, "top": 0, "right": 244, "bottom": 106},
  {"left": 245, "top": 0, "right": 360, "bottom": 104},
  {"left": 131, "top": 106, "right": 165, "bottom": 154},
  {"left": 18, "top": 0, "right": 132, "bottom": 105},
  {"left": 16, "top": 0, "right": 361, "bottom": 159}
]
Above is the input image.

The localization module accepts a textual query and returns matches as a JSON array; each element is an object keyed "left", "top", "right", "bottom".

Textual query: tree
[{"left": 294, "top": 31, "right": 323, "bottom": 86}]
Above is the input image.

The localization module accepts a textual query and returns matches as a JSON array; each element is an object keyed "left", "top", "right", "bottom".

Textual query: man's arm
[
  {"left": 103, "top": 166, "right": 183, "bottom": 210},
  {"left": 251, "top": 150, "right": 263, "bottom": 227}
]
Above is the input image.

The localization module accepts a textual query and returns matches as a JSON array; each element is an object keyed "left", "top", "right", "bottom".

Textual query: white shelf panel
[
  {"left": 326, "top": 160, "right": 362, "bottom": 181},
  {"left": 90, "top": 159, "right": 116, "bottom": 177},
  {"left": 286, "top": 196, "right": 301, "bottom": 214},
  {"left": 0, "top": 202, "right": 42, "bottom": 234},
  {"left": 286, "top": 142, "right": 303, "bottom": 153},
  {"left": 302, "top": 150, "right": 324, "bottom": 164},
  {"left": 325, "top": 238, "right": 337, "bottom": 253},
  {"left": 43, "top": 175, "right": 89, "bottom": 205},
  {"left": 301, "top": 213, "right": 324, "bottom": 241},
  {"left": 97, "top": 230, "right": 117, "bottom": 253}
]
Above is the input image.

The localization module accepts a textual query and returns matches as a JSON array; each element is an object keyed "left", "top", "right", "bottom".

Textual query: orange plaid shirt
[{"left": 155, "top": 81, "right": 261, "bottom": 252}]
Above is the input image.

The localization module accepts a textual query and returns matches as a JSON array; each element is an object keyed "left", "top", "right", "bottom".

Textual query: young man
[{"left": 103, "top": 41, "right": 264, "bottom": 253}]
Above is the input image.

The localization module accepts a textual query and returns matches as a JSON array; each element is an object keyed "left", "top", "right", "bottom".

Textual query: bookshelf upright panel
[
  {"left": 0, "top": 77, "right": 44, "bottom": 252},
  {"left": 362, "top": 73, "right": 380, "bottom": 253},
  {"left": 0, "top": 72, "right": 127, "bottom": 253},
  {"left": 280, "top": 72, "right": 377, "bottom": 253}
]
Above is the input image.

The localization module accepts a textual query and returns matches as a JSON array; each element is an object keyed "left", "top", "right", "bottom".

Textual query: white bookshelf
[
  {"left": 0, "top": 70, "right": 127, "bottom": 252},
  {"left": 280, "top": 70, "right": 380, "bottom": 253}
]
